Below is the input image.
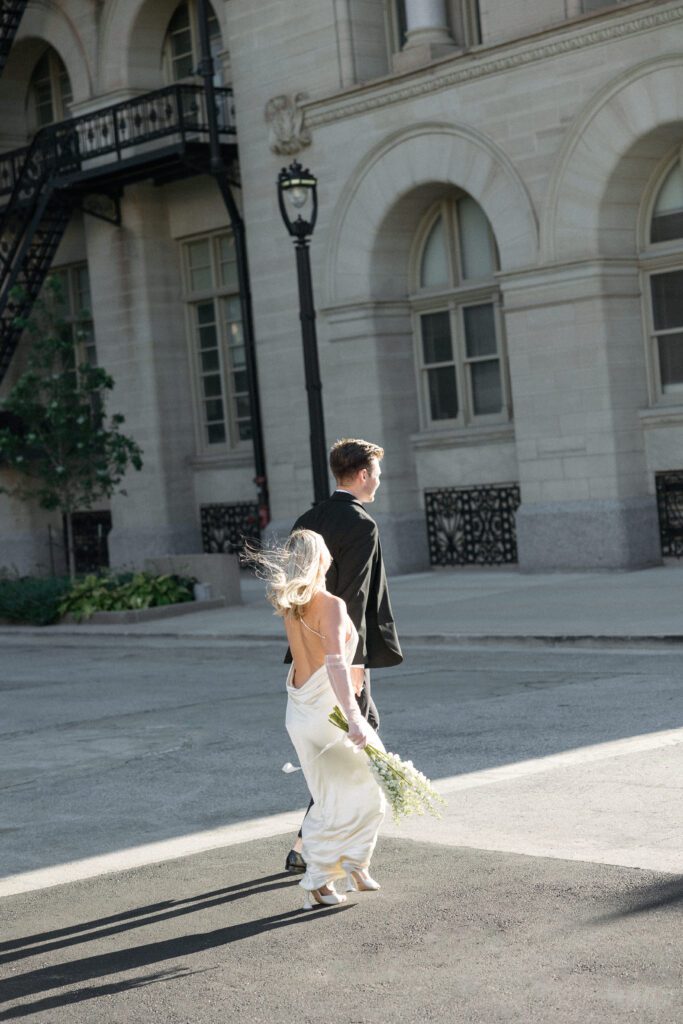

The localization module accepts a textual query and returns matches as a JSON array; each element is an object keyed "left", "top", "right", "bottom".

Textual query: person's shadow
[
  {"left": 587, "top": 876, "right": 683, "bottom": 925},
  {"left": 0, "top": 872, "right": 352, "bottom": 1020}
]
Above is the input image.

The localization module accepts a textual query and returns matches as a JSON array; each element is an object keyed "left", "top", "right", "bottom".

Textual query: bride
[{"left": 253, "top": 528, "right": 385, "bottom": 910}]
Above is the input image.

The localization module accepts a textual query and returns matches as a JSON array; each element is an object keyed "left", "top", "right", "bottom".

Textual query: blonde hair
[{"left": 245, "top": 529, "right": 331, "bottom": 619}]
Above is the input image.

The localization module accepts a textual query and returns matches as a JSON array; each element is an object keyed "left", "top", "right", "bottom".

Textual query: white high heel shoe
[
  {"left": 302, "top": 886, "right": 347, "bottom": 910},
  {"left": 345, "top": 868, "right": 381, "bottom": 892}
]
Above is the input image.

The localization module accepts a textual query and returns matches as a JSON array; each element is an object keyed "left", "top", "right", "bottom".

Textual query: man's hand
[{"left": 350, "top": 665, "right": 365, "bottom": 696}]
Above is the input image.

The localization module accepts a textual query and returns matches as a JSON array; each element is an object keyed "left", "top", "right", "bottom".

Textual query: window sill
[
  {"left": 190, "top": 448, "right": 254, "bottom": 469},
  {"left": 639, "top": 405, "right": 683, "bottom": 429},
  {"left": 410, "top": 423, "right": 515, "bottom": 450}
]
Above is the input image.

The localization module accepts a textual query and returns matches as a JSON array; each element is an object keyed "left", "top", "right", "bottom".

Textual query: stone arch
[
  {"left": 544, "top": 55, "right": 683, "bottom": 262},
  {"left": 99, "top": 0, "right": 227, "bottom": 93},
  {"left": 0, "top": 1, "right": 91, "bottom": 143},
  {"left": 325, "top": 123, "right": 538, "bottom": 308}
]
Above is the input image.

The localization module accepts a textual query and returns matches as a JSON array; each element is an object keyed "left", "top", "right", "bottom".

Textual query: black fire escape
[
  {"left": 0, "top": 1, "right": 27, "bottom": 77},
  {"left": 0, "top": 0, "right": 269, "bottom": 531},
  {"left": 0, "top": 85, "right": 238, "bottom": 381}
]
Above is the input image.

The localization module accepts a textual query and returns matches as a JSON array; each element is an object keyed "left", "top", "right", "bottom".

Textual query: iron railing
[
  {"left": 0, "top": 84, "right": 236, "bottom": 383},
  {"left": 655, "top": 471, "right": 683, "bottom": 558},
  {"left": 0, "top": 83, "right": 236, "bottom": 200},
  {"left": 200, "top": 502, "right": 260, "bottom": 555},
  {"left": 425, "top": 483, "right": 521, "bottom": 566}
]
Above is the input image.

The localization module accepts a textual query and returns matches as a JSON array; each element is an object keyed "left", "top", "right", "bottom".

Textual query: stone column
[
  {"left": 83, "top": 183, "right": 201, "bottom": 568},
  {"left": 393, "top": 0, "right": 457, "bottom": 72},
  {"left": 501, "top": 261, "right": 662, "bottom": 571}
]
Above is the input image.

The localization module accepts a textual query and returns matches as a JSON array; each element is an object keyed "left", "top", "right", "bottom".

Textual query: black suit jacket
[{"left": 285, "top": 491, "right": 403, "bottom": 669}]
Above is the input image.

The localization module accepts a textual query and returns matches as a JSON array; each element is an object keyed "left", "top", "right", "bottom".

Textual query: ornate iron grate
[
  {"left": 200, "top": 502, "right": 260, "bottom": 555},
  {"left": 64, "top": 510, "right": 112, "bottom": 574},
  {"left": 655, "top": 471, "right": 683, "bottom": 558},
  {"left": 425, "top": 483, "right": 521, "bottom": 566}
]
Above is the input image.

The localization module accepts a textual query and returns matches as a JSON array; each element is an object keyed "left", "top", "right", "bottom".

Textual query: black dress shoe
[{"left": 285, "top": 849, "right": 306, "bottom": 874}]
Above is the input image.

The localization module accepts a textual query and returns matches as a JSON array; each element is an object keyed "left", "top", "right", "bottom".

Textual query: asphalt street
[
  {"left": 1, "top": 836, "right": 681, "bottom": 1024},
  {"left": 1, "top": 635, "right": 682, "bottom": 1021},
  {"left": 2, "top": 637, "right": 682, "bottom": 876}
]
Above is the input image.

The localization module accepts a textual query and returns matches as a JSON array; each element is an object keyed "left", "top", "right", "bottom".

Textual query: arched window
[
  {"left": 163, "top": 0, "right": 223, "bottom": 83},
  {"left": 411, "top": 196, "right": 509, "bottom": 427},
  {"left": 28, "top": 48, "right": 72, "bottom": 129},
  {"left": 644, "top": 158, "right": 683, "bottom": 400}
]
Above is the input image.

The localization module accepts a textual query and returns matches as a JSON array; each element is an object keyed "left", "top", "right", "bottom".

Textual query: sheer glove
[{"left": 325, "top": 654, "right": 372, "bottom": 749}]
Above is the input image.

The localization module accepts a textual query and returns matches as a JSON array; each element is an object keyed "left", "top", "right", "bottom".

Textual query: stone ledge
[{"left": 61, "top": 598, "right": 226, "bottom": 626}]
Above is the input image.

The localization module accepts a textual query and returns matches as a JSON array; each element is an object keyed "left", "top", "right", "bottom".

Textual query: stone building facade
[{"left": 1, "top": 0, "right": 683, "bottom": 574}]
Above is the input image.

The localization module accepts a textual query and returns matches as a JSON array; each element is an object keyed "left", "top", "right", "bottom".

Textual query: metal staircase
[
  {"left": 0, "top": 83, "right": 236, "bottom": 383},
  {"left": 0, "top": 0, "right": 27, "bottom": 77}
]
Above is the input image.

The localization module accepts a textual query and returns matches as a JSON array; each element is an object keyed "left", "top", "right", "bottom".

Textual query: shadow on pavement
[
  {"left": 0, "top": 901, "right": 353, "bottom": 1015},
  {"left": 0, "top": 873, "right": 295, "bottom": 967},
  {"left": 0, "top": 967, "right": 198, "bottom": 1021},
  {"left": 590, "top": 876, "right": 683, "bottom": 924}
]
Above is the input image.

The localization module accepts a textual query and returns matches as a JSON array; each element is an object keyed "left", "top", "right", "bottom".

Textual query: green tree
[{"left": 0, "top": 279, "right": 143, "bottom": 578}]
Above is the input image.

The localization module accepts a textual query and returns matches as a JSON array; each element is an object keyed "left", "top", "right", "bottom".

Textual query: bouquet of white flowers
[{"left": 328, "top": 705, "right": 446, "bottom": 824}]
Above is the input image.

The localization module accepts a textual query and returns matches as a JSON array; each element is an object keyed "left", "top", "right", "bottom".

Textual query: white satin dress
[{"left": 285, "top": 619, "right": 386, "bottom": 892}]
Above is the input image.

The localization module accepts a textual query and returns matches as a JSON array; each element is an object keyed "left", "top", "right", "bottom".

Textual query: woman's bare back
[{"left": 285, "top": 591, "right": 352, "bottom": 688}]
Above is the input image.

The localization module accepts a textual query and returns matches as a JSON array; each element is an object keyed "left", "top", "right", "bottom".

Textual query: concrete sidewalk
[{"left": 2, "top": 564, "right": 682, "bottom": 643}]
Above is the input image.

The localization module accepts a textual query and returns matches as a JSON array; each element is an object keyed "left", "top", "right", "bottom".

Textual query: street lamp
[{"left": 277, "top": 160, "right": 329, "bottom": 504}]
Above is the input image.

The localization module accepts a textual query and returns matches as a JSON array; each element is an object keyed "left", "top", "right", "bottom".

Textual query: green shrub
[
  {"left": 57, "top": 571, "right": 195, "bottom": 621},
  {"left": 0, "top": 576, "right": 72, "bottom": 626}
]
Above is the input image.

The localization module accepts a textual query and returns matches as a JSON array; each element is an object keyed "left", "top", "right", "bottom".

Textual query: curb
[{"left": 1, "top": 629, "right": 682, "bottom": 648}]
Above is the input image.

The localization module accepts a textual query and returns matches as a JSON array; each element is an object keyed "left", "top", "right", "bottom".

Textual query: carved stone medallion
[{"left": 264, "top": 92, "right": 311, "bottom": 156}]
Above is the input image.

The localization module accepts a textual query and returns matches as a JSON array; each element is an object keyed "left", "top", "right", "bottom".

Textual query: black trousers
[{"left": 297, "top": 681, "right": 379, "bottom": 839}]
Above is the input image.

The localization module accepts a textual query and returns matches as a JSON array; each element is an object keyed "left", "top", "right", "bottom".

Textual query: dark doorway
[{"left": 63, "top": 510, "right": 112, "bottom": 574}]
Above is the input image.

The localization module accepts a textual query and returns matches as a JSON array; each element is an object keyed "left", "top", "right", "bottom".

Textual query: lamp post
[{"left": 277, "top": 160, "right": 329, "bottom": 504}]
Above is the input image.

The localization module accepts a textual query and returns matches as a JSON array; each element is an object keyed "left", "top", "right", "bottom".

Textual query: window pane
[
  {"left": 196, "top": 300, "right": 216, "bottom": 325},
  {"left": 219, "top": 235, "right": 238, "bottom": 290},
  {"left": 464, "top": 303, "right": 497, "bottom": 358},
  {"left": 227, "top": 323, "right": 244, "bottom": 349},
  {"left": 658, "top": 333, "right": 683, "bottom": 393},
  {"left": 230, "top": 345, "right": 246, "bottom": 369},
  {"left": 458, "top": 195, "right": 496, "bottom": 280},
  {"left": 173, "top": 53, "right": 195, "bottom": 79},
  {"left": 207, "top": 422, "right": 226, "bottom": 444},
  {"left": 471, "top": 360, "right": 503, "bottom": 415},
  {"left": 421, "top": 311, "right": 452, "bottom": 365},
  {"left": 233, "top": 369, "right": 248, "bottom": 393},
  {"left": 49, "top": 270, "right": 69, "bottom": 313},
  {"left": 58, "top": 64, "right": 73, "bottom": 117},
  {"left": 83, "top": 340, "right": 98, "bottom": 367},
  {"left": 188, "top": 241, "right": 212, "bottom": 291},
  {"left": 651, "top": 271, "right": 683, "bottom": 331},
  {"left": 420, "top": 216, "right": 449, "bottom": 289},
  {"left": 199, "top": 324, "right": 218, "bottom": 349},
  {"left": 32, "top": 53, "right": 54, "bottom": 126},
  {"left": 202, "top": 375, "right": 222, "bottom": 398},
  {"left": 653, "top": 163, "right": 683, "bottom": 216},
  {"left": 75, "top": 266, "right": 91, "bottom": 313},
  {"left": 200, "top": 349, "right": 220, "bottom": 372},
  {"left": 205, "top": 398, "right": 224, "bottom": 421},
  {"left": 169, "top": 2, "right": 191, "bottom": 33},
  {"left": 427, "top": 366, "right": 458, "bottom": 420},
  {"left": 238, "top": 420, "right": 253, "bottom": 441},
  {"left": 651, "top": 163, "right": 683, "bottom": 243},
  {"left": 224, "top": 296, "right": 242, "bottom": 323},
  {"left": 235, "top": 395, "right": 251, "bottom": 419}
]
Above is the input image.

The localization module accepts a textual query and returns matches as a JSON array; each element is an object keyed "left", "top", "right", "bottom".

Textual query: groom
[{"left": 284, "top": 437, "right": 403, "bottom": 874}]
